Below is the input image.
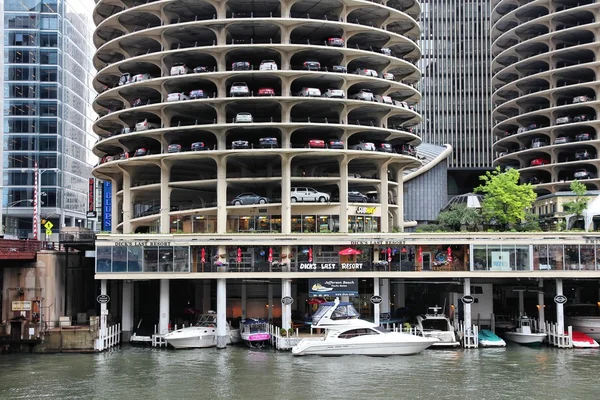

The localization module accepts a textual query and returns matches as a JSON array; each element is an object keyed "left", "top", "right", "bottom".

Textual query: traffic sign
[
  {"left": 86, "top": 211, "right": 97, "bottom": 218},
  {"left": 44, "top": 221, "right": 53, "bottom": 230},
  {"left": 461, "top": 295, "right": 475, "bottom": 304},
  {"left": 370, "top": 295, "right": 383, "bottom": 305},
  {"left": 45, "top": 229, "right": 52, "bottom": 236},
  {"left": 281, "top": 296, "right": 294, "bottom": 306},
  {"left": 554, "top": 295, "right": 567, "bottom": 305},
  {"left": 97, "top": 294, "right": 110, "bottom": 304}
]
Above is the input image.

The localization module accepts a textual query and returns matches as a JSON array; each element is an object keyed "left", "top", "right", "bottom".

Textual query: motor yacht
[
  {"left": 414, "top": 306, "right": 460, "bottom": 348},
  {"left": 164, "top": 313, "right": 241, "bottom": 349},
  {"left": 241, "top": 318, "right": 271, "bottom": 348},
  {"left": 504, "top": 316, "right": 546, "bottom": 346},
  {"left": 565, "top": 304, "right": 600, "bottom": 341},
  {"left": 291, "top": 298, "right": 438, "bottom": 356}
]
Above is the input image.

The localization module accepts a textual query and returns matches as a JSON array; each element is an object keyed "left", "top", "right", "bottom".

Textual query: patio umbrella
[
  {"left": 307, "top": 297, "right": 326, "bottom": 305},
  {"left": 339, "top": 247, "right": 362, "bottom": 256}
]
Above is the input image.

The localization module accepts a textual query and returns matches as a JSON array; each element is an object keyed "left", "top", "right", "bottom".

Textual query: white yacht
[
  {"left": 164, "top": 313, "right": 241, "bottom": 349},
  {"left": 291, "top": 298, "right": 438, "bottom": 356},
  {"left": 414, "top": 306, "right": 460, "bottom": 348},
  {"left": 504, "top": 316, "right": 546, "bottom": 346},
  {"left": 565, "top": 304, "right": 600, "bottom": 341}
]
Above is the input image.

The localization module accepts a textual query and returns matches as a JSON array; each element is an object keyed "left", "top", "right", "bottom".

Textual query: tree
[
  {"left": 563, "top": 180, "right": 589, "bottom": 219},
  {"left": 436, "top": 203, "right": 481, "bottom": 231},
  {"left": 474, "top": 167, "right": 537, "bottom": 230}
]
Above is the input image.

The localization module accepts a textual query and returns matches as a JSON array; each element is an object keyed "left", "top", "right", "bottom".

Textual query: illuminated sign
[
  {"left": 102, "top": 181, "right": 112, "bottom": 231},
  {"left": 88, "top": 178, "right": 95, "bottom": 212},
  {"left": 355, "top": 206, "right": 377, "bottom": 215}
]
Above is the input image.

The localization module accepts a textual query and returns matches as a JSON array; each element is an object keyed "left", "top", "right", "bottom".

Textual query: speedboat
[
  {"left": 504, "top": 316, "right": 546, "bottom": 346},
  {"left": 478, "top": 329, "right": 506, "bottom": 347},
  {"left": 164, "top": 313, "right": 241, "bottom": 349},
  {"left": 241, "top": 318, "right": 271, "bottom": 348},
  {"left": 569, "top": 331, "right": 599, "bottom": 348},
  {"left": 414, "top": 306, "right": 460, "bottom": 348},
  {"left": 291, "top": 298, "right": 438, "bottom": 356},
  {"left": 565, "top": 304, "right": 600, "bottom": 341}
]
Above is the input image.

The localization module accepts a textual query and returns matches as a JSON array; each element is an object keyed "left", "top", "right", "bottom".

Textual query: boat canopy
[
  {"left": 312, "top": 301, "right": 360, "bottom": 325},
  {"left": 242, "top": 318, "right": 268, "bottom": 324}
]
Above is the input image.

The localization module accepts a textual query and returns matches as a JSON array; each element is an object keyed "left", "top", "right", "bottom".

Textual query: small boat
[
  {"left": 504, "top": 316, "right": 546, "bottom": 346},
  {"left": 569, "top": 331, "right": 599, "bottom": 348},
  {"left": 414, "top": 306, "right": 460, "bottom": 348},
  {"left": 291, "top": 298, "right": 438, "bottom": 356},
  {"left": 241, "top": 318, "right": 271, "bottom": 348},
  {"left": 478, "top": 329, "right": 506, "bottom": 347},
  {"left": 164, "top": 313, "right": 241, "bottom": 349},
  {"left": 129, "top": 319, "right": 154, "bottom": 346}
]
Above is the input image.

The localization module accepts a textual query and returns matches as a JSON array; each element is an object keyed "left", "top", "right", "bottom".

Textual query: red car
[
  {"left": 308, "top": 139, "right": 325, "bottom": 148},
  {"left": 258, "top": 88, "right": 275, "bottom": 96},
  {"left": 327, "top": 37, "right": 344, "bottom": 47},
  {"left": 530, "top": 158, "right": 550, "bottom": 166}
]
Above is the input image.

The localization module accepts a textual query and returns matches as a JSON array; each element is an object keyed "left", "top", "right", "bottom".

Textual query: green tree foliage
[
  {"left": 475, "top": 167, "right": 537, "bottom": 229},
  {"left": 563, "top": 180, "right": 589, "bottom": 219},
  {"left": 436, "top": 203, "right": 481, "bottom": 231}
]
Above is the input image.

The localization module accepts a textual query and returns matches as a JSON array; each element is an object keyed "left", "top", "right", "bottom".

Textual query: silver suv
[{"left": 291, "top": 187, "right": 330, "bottom": 203}]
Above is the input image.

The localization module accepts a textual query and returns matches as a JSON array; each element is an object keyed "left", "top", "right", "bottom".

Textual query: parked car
[
  {"left": 517, "top": 126, "right": 528, "bottom": 134},
  {"left": 355, "top": 68, "right": 378, "bottom": 77},
  {"left": 574, "top": 114, "right": 593, "bottom": 122},
  {"left": 376, "top": 143, "right": 393, "bottom": 153},
  {"left": 119, "top": 151, "right": 133, "bottom": 160},
  {"left": 135, "top": 119, "right": 160, "bottom": 131},
  {"left": 574, "top": 169, "right": 596, "bottom": 179},
  {"left": 527, "top": 123, "right": 539, "bottom": 130},
  {"left": 308, "top": 139, "right": 325, "bottom": 148},
  {"left": 573, "top": 95, "right": 593, "bottom": 103},
  {"left": 121, "top": 126, "right": 131, "bottom": 134},
  {"left": 235, "top": 112, "right": 253, "bottom": 123},
  {"left": 576, "top": 132, "right": 593, "bottom": 141},
  {"left": 299, "top": 87, "right": 321, "bottom": 97},
  {"left": 230, "top": 82, "right": 250, "bottom": 97},
  {"left": 232, "top": 140, "right": 249, "bottom": 149},
  {"left": 575, "top": 149, "right": 593, "bottom": 160},
  {"left": 259, "top": 60, "right": 278, "bottom": 70},
  {"left": 327, "top": 139, "right": 344, "bottom": 149},
  {"left": 350, "top": 142, "right": 376, "bottom": 151},
  {"left": 167, "top": 144, "right": 189, "bottom": 153},
  {"left": 193, "top": 66, "right": 210, "bottom": 73},
  {"left": 189, "top": 89, "right": 206, "bottom": 99},
  {"left": 531, "top": 137, "right": 549, "bottom": 148},
  {"left": 132, "top": 98, "right": 144, "bottom": 107},
  {"left": 191, "top": 141, "right": 208, "bottom": 151},
  {"left": 556, "top": 116, "right": 572, "bottom": 125},
  {"left": 170, "top": 63, "right": 190, "bottom": 75},
  {"left": 348, "top": 191, "right": 368, "bottom": 203},
  {"left": 379, "top": 47, "right": 391, "bottom": 55},
  {"left": 259, "top": 137, "right": 278, "bottom": 148},
  {"left": 131, "top": 73, "right": 152, "bottom": 83},
  {"left": 134, "top": 147, "right": 151, "bottom": 157},
  {"left": 554, "top": 136, "right": 571, "bottom": 144},
  {"left": 379, "top": 95, "right": 393, "bottom": 104},
  {"left": 327, "top": 37, "right": 344, "bottom": 47},
  {"left": 231, "top": 193, "right": 269, "bottom": 205},
  {"left": 101, "top": 155, "right": 116, "bottom": 163},
  {"left": 167, "top": 92, "right": 189, "bottom": 102},
  {"left": 258, "top": 88, "right": 275, "bottom": 96},
  {"left": 303, "top": 60, "right": 321, "bottom": 70},
  {"left": 291, "top": 187, "right": 330, "bottom": 203},
  {"left": 332, "top": 65, "right": 347, "bottom": 73},
  {"left": 352, "top": 89, "right": 374, "bottom": 101},
  {"left": 118, "top": 73, "right": 131, "bottom": 86},
  {"left": 232, "top": 61, "right": 251, "bottom": 71},
  {"left": 322, "top": 89, "right": 345, "bottom": 98},
  {"left": 382, "top": 72, "right": 395, "bottom": 80},
  {"left": 530, "top": 158, "right": 550, "bottom": 166}
]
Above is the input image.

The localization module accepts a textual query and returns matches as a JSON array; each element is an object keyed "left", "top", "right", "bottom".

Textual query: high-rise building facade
[
  {"left": 0, "top": 0, "right": 97, "bottom": 238},
  {"left": 418, "top": 0, "right": 493, "bottom": 194}
]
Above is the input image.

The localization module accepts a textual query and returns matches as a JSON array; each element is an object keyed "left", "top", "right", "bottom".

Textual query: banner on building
[
  {"left": 102, "top": 181, "right": 112, "bottom": 232},
  {"left": 308, "top": 279, "right": 358, "bottom": 297},
  {"left": 88, "top": 178, "right": 95, "bottom": 212}
]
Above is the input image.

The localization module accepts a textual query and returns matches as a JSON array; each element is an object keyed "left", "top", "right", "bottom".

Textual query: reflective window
[{"left": 4, "top": 0, "right": 41, "bottom": 12}]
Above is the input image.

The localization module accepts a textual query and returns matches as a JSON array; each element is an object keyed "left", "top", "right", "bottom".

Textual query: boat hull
[
  {"left": 569, "top": 331, "right": 599, "bottom": 348},
  {"left": 166, "top": 334, "right": 216, "bottom": 349},
  {"left": 504, "top": 332, "right": 546, "bottom": 346},
  {"left": 241, "top": 332, "right": 271, "bottom": 348},
  {"left": 566, "top": 318, "right": 600, "bottom": 341},
  {"left": 292, "top": 334, "right": 438, "bottom": 356},
  {"left": 478, "top": 329, "right": 506, "bottom": 347}
]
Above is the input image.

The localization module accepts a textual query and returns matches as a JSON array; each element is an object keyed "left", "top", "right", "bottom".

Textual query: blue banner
[
  {"left": 309, "top": 279, "right": 358, "bottom": 297},
  {"left": 102, "top": 181, "right": 112, "bottom": 232}
]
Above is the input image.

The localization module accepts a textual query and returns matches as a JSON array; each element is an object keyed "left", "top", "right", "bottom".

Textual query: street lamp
[
  {"left": 33, "top": 163, "right": 58, "bottom": 240},
  {"left": 3, "top": 199, "right": 34, "bottom": 236}
]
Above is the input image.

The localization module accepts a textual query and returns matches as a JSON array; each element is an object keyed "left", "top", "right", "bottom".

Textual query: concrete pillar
[
  {"left": 121, "top": 281, "right": 134, "bottom": 341},
  {"left": 159, "top": 279, "right": 169, "bottom": 334},
  {"left": 203, "top": 280, "right": 211, "bottom": 313},
  {"left": 463, "top": 278, "right": 472, "bottom": 328},
  {"left": 267, "top": 283, "right": 273, "bottom": 321},
  {"left": 216, "top": 157, "right": 227, "bottom": 234},
  {"left": 216, "top": 278, "right": 227, "bottom": 348},
  {"left": 374, "top": 277, "right": 380, "bottom": 326},
  {"left": 556, "top": 278, "right": 564, "bottom": 334},
  {"left": 241, "top": 282, "right": 247, "bottom": 319},
  {"left": 518, "top": 290, "right": 525, "bottom": 317},
  {"left": 339, "top": 157, "right": 349, "bottom": 232},
  {"left": 393, "top": 281, "right": 405, "bottom": 309},
  {"left": 380, "top": 278, "right": 390, "bottom": 314},
  {"left": 122, "top": 171, "right": 132, "bottom": 233},
  {"left": 538, "top": 280, "right": 545, "bottom": 331},
  {"left": 281, "top": 155, "right": 291, "bottom": 234},
  {"left": 379, "top": 162, "right": 389, "bottom": 232},
  {"left": 160, "top": 165, "right": 171, "bottom": 233},
  {"left": 282, "top": 279, "right": 292, "bottom": 330},
  {"left": 396, "top": 168, "right": 404, "bottom": 231},
  {"left": 100, "top": 279, "right": 108, "bottom": 337}
]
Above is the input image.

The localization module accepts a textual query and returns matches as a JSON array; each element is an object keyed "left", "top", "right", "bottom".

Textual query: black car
[
  {"left": 193, "top": 66, "right": 209, "bottom": 73},
  {"left": 231, "top": 193, "right": 269, "bottom": 205},
  {"left": 259, "top": 137, "right": 278, "bottom": 148},
  {"left": 376, "top": 143, "right": 393, "bottom": 153},
  {"left": 232, "top": 140, "right": 249, "bottom": 149},
  {"left": 303, "top": 60, "right": 321, "bottom": 71},
  {"left": 348, "top": 191, "right": 368, "bottom": 203},
  {"left": 328, "top": 138, "right": 344, "bottom": 149},
  {"left": 575, "top": 149, "right": 593, "bottom": 160},
  {"left": 576, "top": 132, "right": 593, "bottom": 141},
  {"left": 232, "top": 61, "right": 251, "bottom": 71},
  {"left": 168, "top": 144, "right": 189, "bottom": 153},
  {"left": 134, "top": 147, "right": 151, "bottom": 157},
  {"left": 574, "top": 114, "right": 594, "bottom": 123},
  {"left": 191, "top": 142, "right": 208, "bottom": 151}
]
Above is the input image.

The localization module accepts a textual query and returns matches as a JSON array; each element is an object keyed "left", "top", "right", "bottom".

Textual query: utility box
[{"left": 77, "top": 313, "right": 87, "bottom": 325}]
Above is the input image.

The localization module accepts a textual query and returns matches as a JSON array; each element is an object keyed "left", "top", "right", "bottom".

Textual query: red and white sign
[
  {"left": 201, "top": 248, "right": 205, "bottom": 263},
  {"left": 387, "top": 247, "right": 392, "bottom": 263},
  {"left": 88, "top": 178, "right": 95, "bottom": 212},
  {"left": 308, "top": 247, "right": 313, "bottom": 263},
  {"left": 268, "top": 247, "right": 273, "bottom": 263}
]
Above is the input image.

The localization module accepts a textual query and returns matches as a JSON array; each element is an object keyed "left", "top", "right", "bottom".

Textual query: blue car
[{"left": 259, "top": 137, "right": 278, "bottom": 148}]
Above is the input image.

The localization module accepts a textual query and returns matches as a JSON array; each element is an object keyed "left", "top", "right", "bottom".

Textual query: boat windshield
[
  {"left": 421, "top": 319, "right": 448, "bottom": 331},
  {"left": 312, "top": 302, "right": 360, "bottom": 325},
  {"left": 242, "top": 323, "right": 267, "bottom": 334},
  {"left": 196, "top": 315, "right": 217, "bottom": 326}
]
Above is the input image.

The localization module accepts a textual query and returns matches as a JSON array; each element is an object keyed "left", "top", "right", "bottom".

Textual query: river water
[{"left": 0, "top": 346, "right": 598, "bottom": 400}]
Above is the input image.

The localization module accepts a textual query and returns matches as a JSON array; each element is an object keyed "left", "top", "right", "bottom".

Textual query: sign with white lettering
[
  {"left": 12, "top": 301, "right": 32, "bottom": 311},
  {"left": 97, "top": 294, "right": 110, "bottom": 304},
  {"left": 370, "top": 295, "right": 383, "bottom": 305},
  {"left": 113, "top": 241, "right": 173, "bottom": 247},
  {"left": 355, "top": 206, "right": 377, "bottom": 215},
  {"left": 281, "top": 296, "right": 294, "bottom": 306},
  {"left": 554, "top": 295, "right": 567, "bottom": 305},
  {"left": 298, "top": 263, "right": 364, "bottom": 271},
  {"left": 309, "top": 279, "right": 358, "bottom": 296}
]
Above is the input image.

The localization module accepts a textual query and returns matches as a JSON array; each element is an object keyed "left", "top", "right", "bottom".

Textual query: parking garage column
[
  {"left": 159, "top": 279, "right": 170, "bottom": 334},
  {"left": 379, "top": 162, "right": 389, "bottom": 232},
  {"left": 215, "top": 103, "right": 226, "bottom": 125},
  {"left": 241, "top": 282, "right": 247, "bottom": 319},
  {"left": 122, "top": 170, "right": 132, "bottom": 233},
  {"left": 281, "top": 155, "right": 292, "bottom": 234},
  {"left": 160, "top": 164, "right": 171, "bottom": 233},
  {"left": 374, "top": 277, "right": 380, "bottom": 326},
  {"left": 282, "top": 279, "right": 292, "bottom": 330},
  {"left": 100, "top": 279, "right": 108, "bottom": 338},
  {"left": 268, "top": 283, "right": 274, "bottom": 321},
  {"left": 121, "top": 281, "right": 134, "bottom": 341},
  {"left": 217, "top": 157, "right": 227, "bottom": 234},
  {"left": 339, "top": 156, "right": 349, "bottom": 232},
  {"left": 463, "top": 278, "right": 472, "bottom": 329},
  {"left": 395, "top": 168, "right": 405, "bottom": 231},
  {"left": 556, "top": 278, "right": 565, "bottom": 334},
  {"left": 380, "top": 279, "right": 390, "bottom": 314},
  {"left": 538, "top": 280, "right": 545, "bottom": 331},
  {"left": 217, "top": 278, "right": 227, "bottom": 349}
]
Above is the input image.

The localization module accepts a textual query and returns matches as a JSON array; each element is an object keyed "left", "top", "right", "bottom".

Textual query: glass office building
[{"left": 1, "top": 0, "right": 97, "bottom": 237}]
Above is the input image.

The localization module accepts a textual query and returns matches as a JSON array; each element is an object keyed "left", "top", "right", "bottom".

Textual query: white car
[
  {"left": 135, "top": 119, "right": 160, "bottom": 131},
  {"left": 350, "top": 142, "right": 376, "bottom": 151},
  {"left": 355, "top": 68, "right": 378, "bottom": 77},
  {"left": 352, "top": 89, "right": 374, "bottom": 101},
  {"left": 290, "top": 187, "right": 330, "bottom": 203},
  {"left": 167, "top": 92, "right": 189, "bottom": 102},
  {"left": 170, "top": 63, "right": 190, "bottom": 76},
  {"left": 259, "top": 60, "right": 278, "bottom": 70},
  {"left": 556, "top": 116, "right": 572, "bottom": 125},
  {"left": 380, "top": 95, "right": 393, "bottom": 104},
  {"left": 130, "top": 73, "right": 152, "bottom": 83},
  {"left": 383, "top": 72, "right": 395, "bottom": 80},
  {"left": 322, "top": 89, "right": 345, "bottom": 98},
  {"left": 230, "top": 82, "right": 250, "bottom": 97},
  {"left": 299, "top": 87, "right": 321, "bottom": 97},
  {"left": 235, "top": 112, "right": 253, "bottom": 123}
]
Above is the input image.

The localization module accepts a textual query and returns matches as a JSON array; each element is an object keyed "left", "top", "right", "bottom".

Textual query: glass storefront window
[
  {"left": 127, "top": 247, "right": 143, "bottom": 272},
  {"left": 96, "top": 247, "right": 111, "bottom": 272},
  {"left": 473, "top": 245, "right": 487, "bottom": 270},
  {"left": 159, "top": 247, "right": 173, "bottom": 272},
  {"left": 173, "top": 247, "right": 189, "bottom": 272},
  {"left": 533, "top": 244, "right": 548, "bottom": 270},
  {"left": 548, "top": 245, "right": 563, "bottom": 270},
  {"left": 515, "top": 246, "right": 529, "bottom": 271},
  {"left": 302, "top": 215, "right": 316, "bottom": 233},
  {"left": 291, "top": 216, "right": 301, "bottom": 232},
  {"left": 581, "top": 245, "right": 595, "bottom": 270},
  {"left": 112, "top": 247, "right": 127, "bottom": 272},
  {"left": 564, "top": 245, "right": 580, "bottom": 271},
  {"left": 255, "top": 216, "right": 270, "bottom": 231},
  {"left": 143, "top": 246, "right": 158, "bottom": 272}
]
